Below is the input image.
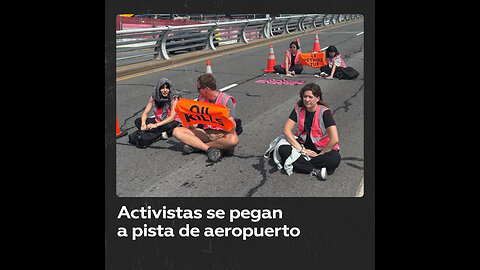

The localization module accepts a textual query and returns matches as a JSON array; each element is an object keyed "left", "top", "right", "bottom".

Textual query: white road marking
[
  {"left": 219, "top": 83, "right": 238, "bottom": 92},
  {"left": 192, "top": 83, "right": 238, "bottom": 101},
  {"left": 321, "top": 31, "right": 363, "bottom": 51}
]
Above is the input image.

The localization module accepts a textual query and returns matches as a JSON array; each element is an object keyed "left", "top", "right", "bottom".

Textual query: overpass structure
[
  {"left": 115, "top": 18, "right": 366, "bottom": 197},
  {"left": 116, "top": 14, "right": 363, "bottom": 64}
]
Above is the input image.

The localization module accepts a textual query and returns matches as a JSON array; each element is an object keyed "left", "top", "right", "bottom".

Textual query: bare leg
[
  {"left": 173, "top": 126, "right": 239, "bottom": 151},
  {"left": 172, "top": 126, "right": 210, "bottom": 152},
  {"left": 206, "top": 133, "right": 239, "bottom": 150}
]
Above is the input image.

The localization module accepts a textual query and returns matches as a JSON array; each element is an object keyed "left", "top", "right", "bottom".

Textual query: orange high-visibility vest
[{"left": 293, "top": 103, "right": 340, "bottom": 151}]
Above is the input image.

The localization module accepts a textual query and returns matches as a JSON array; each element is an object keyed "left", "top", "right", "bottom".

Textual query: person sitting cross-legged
[{"left": 172, "top": 74, "right": 239, "bottom": 162}]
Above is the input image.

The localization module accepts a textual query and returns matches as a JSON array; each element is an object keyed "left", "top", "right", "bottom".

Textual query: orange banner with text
[
  {"left": 175, "top": 98, "right": 234, "bottom": 131},
  {"left": 299, "top": 52, "right": 327, "bottom": 68}
]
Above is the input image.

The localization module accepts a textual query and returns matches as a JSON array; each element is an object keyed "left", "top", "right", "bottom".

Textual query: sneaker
[
  {"left": 310, "top": 167, "right": 327, "bottom": 181},
  {"left": 222, "top": 148, "right": 235, "bottom": 157},
  {"left": 290, "top": 71, "right": 295, "bottom": 76},
  {"left": 319, "top": 71, "right": 328, "bottom": 77},
  {"left": 182, "top": 144, "right": 201, "bottom": 154},
  {"left": 206, "top": 147, "right": 222, "bottom": 162},
  {"left": 161, "top": 132, "right": 168, "bottom": 140}
]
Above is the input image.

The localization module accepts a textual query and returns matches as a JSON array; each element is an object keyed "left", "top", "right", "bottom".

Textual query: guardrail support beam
[
  {"left": 157, "top": 27, "right": 172, "bottom": 60},
  {"left": 207, "top": 24, "right": 218, "bottom": 50}
]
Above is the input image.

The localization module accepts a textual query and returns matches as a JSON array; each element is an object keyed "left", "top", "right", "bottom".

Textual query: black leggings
[
  {"left": 273, "top": 64, "right": 304, "bottom": 74},
  {"left": 319, "top": 65, "right": 343, "bottom": 78},
  {"left": 278, "top": 145, "right": 341, "bottom": 175},
  {"left": 134, "top": 117, "right": 180, "bottom": 136}
]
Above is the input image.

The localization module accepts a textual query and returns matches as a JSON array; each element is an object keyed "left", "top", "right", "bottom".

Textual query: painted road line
[
  {"left": 356, "top": 31, "right": 364, "bottom": 36},
  {"left": 219, "top": 83, "right": 238, "bottom": 92}
]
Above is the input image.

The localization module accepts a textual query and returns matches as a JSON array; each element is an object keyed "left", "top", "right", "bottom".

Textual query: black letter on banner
[
  {"left": 199, "top": 114, "right": 209, "bottom": 122},
  {"left": 207, "top": 114, "right": 218, "bottom": 124},
  {"left": 190, "top": 105, "right": 200, "bottom": 113},
  {"left": 184, "top": 114, "right": 197, "bottom": 123}
]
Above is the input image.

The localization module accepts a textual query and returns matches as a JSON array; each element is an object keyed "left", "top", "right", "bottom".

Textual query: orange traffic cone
[
  {"left": 311, "top": 33, "right": 321, "bottom": 52},
  {"left": 263, "top": 45, "right": 276, "bottom": 73},
  {"left": 116, "top": 115, "right": 128, "bottom": 138},
  {"left": 205, "top": 60, "right": 213, "bottom": 74}
]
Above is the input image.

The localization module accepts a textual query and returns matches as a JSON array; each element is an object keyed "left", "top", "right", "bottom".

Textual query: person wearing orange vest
[
  {"left": 273, "top": 40, "right": 304, "bottom": 76},
  {"left": 172, "top": 74, "right": 238, "bottom": 162},
  {"left": 279, "top": 83, "right": 341, "bottom": 180}
]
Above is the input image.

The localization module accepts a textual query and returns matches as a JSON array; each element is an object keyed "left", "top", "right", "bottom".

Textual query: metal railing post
[
  {"left": 299, "top": 15, "right": 306, "bottom": 31},
  {"left": 261, "top": 18, "right": 270, "bottom": 38},
  {"left": 153, "top": 30, "right": 163, "bottom": 59},
  {"left": 283, "top": 17, "right": 291, "bottom": 34},
  {"left": 207, "top": 23, "right": 218, "bottom": 50},
  {"left": 159, "top": 26, "right": 172, "bottom": 60},
  {"left": 240, "top": 20, "right": 249, "bottom": 43}
]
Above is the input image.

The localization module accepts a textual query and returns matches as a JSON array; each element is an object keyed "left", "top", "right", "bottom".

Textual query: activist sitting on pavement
[
  {"left": 172, "top": 74, "right": 238, "bottom": 163},
  {"left": 128, "top": 78, "right": 181, "bottom": 148},
  {"left": 264, "top": 83, "right": 340, "bottom": 180},
  {"left": 319, "top": 45, "right": 347, "bottom": 79},
  {"left": 273, "top": 41, "right": 304, "bottom": 76}
]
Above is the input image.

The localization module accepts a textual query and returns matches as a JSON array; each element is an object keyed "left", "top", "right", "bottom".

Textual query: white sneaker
[
  {"left": 161, "top": 132, "right": 168, "bottom": 140},
  {"left": 319, "top": 72, "right": 328, "bottom": 77},
  {"left": 310, "top": 167, "right": 327, "bottom": 181},
  {"left": 320, "top": 167, "right": 327, "bottom": 179}
]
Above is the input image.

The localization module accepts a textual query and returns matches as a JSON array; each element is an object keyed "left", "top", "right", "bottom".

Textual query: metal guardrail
[{"left": 116, "top": 14, "right": 363, "bottom": 62}]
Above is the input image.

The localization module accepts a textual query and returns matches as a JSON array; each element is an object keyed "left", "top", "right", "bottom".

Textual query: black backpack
[
  {"left": 338, "top": 66, "right": 359, "bottom": 80},
  {"left": 128, "top": 130, "right": 161, "bottom": 149}
]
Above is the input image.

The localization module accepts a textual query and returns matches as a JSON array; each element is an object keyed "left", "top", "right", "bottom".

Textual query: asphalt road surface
[{"left": 116, "top": 20, "right": 364, "bottom": 197}]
